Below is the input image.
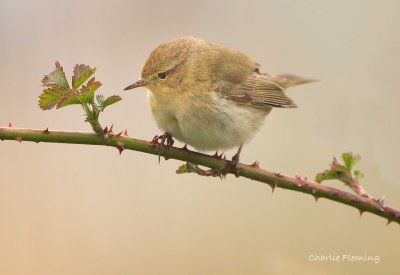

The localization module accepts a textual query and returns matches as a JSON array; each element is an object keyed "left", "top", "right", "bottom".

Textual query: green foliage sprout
[
  {"left": 39, "top": 62, "right": 121, "bottom": 134},
  {"left": 316, "top": 152, "right": 369, "bottom": 198}
]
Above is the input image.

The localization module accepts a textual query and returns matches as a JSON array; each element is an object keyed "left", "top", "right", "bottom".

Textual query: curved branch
[{"left": 1, "top": 126, "right": 399, "bottom": 225}]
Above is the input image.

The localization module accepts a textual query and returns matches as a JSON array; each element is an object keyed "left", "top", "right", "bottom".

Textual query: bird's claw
[
  {"left": 222, "top": 152, "right": 241, "bottom": 177},
  {"left": 212, "top": 148, "right": 242, "bottom": 178},
  {"left": 152, "top": 133, "right": 174, "bottom": 162}
]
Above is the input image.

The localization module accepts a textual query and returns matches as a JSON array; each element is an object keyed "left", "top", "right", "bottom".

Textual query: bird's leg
[
  {"left": 214, "top": 145, "right": 243, "bottom": 177},
  {"left": 151, "top": 132, "right": 174, "bottom": 163},
  {"left": 229, "top": 145, "right": 243, "bottom": 177}
]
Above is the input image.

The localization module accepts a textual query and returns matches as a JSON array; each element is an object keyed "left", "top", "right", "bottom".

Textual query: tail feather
[{"left": 264, "top": 74, "right": 318, "bottom": 89}]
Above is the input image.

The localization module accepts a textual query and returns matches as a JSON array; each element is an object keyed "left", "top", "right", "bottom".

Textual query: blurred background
[{"left": 1, "top": 0, "right": 399, "bottom": 274}]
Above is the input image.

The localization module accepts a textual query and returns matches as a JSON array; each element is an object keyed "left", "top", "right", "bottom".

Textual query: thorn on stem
[
  {"left": 182, "top": 144, "right": 189, "bottom": 151},
  {"left": 386, "top": 219, "right": 393, "bottom": 226},
  {"left": 212, "top": 150, "right": 223, "bottom": 159},
  {"left": 150, "top": 135, "right": 160, "bottom": 146},
  {"left": 42, "top": 128, "right": 50, "bottom": 134},
  {"left": 310, "top": 188, "right": 319, "bottom": 201},
  {"left": 123, "top": 129, "right": 128, "bottom": 136},
  {"left": 358, "top": 209, "right": 364, "bottom": 217},
  {"left": 8, "top": 122, "right": 12, "bottom": 127},
  {"left": 295, "top": 175, "right": 303, "bottom": 187},
  {"left": 274, "top": 172, "right": 283, "bottom": 178},
  {"left": 15, "top": 136, "right": 22, "bottom": 143},
  {"left": 270, "top": 183, "right": 277, "bottom": 193},
  {"left": 251, "top": 161, "right": 260, "bottom": 168},
  {"left": 103, "top": 124, "right": 114, "bottom": 136},
  {"left": 117, "top": 142, "right": 125, "bottom": 155},
  {"left": 376, "top": 196, "right": 385, "bottom": 206},
  {"left": 114, "top": 131, "right": 123, "bottom": 137}
]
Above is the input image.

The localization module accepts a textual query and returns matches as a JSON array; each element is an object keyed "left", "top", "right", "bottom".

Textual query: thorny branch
[{"left": 1, "top": 126, "right": 399, "bottom": 226}]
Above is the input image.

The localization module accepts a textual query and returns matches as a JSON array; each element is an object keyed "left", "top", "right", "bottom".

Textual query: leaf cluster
[
  {"left": 39, "top": 62, "right": 121, "bottom": 111},
  {"left": 39, "top": 62, "right": 121, "bottom": 134},
  {"left": 316, "top": 152, "right": 368, "bottom": 197}
]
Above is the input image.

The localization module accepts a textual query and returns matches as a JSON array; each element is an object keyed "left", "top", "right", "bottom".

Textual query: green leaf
[
  {"left": 96, "top": 94, "right": 105, "bottom": 106},
  {"left": 176, "top": 164, "right": 189, "bottom": 174},
  {"left": 39, "top": 62, "right": 71, "bottom": 109},
  {"left": 42, "top": 61, "right": 70, "bottom": 89},
  {"left": 56, "top": 90, "right": 81, "bottom": 108},
  {"left": 103, "top": 95, "right": 122, "bottom": 108},
  {"left": 354, "top": 170, "right": 364, "bottom": 181},
  {"left": 97, "top": 95, "right": 122, "bottom": 111},
  {"left": 39, "top": 87, "right": 67, "bottom": 110},
  {"left": 342, "top": 152, "right": 361, "bottom": 170},
  {"left": 79, "top": 77, "right": 102, "bottom": 104},
  {"left": 316, "top": 153, "right": 367, "bottom": 197},
  {"left": 72, "top": 64, "right": 96, "bottom": 89},
  {"left": 342, "top": 153, "right": 352, "bottom": 170},
  {"left": 316, "top": 168, "right": 341, "bottom": 183},
  {"left": 56, "top": 78, "right": 103, "bottom": 108},
  {"left": 83, "top": 77, "right": 101, "bottom": 94}
]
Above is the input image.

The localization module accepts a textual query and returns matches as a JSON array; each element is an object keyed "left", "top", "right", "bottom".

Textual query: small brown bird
[{"left": 125, "top": 36, "right": 314, "bottom": 174}]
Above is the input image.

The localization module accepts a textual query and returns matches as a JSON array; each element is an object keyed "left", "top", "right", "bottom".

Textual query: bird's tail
[{"left": 265, "top": 74, "right": 317, "bottom": 89}]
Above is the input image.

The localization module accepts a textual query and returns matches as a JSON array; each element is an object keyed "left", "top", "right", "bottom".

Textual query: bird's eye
[{"left": 158, "top": 72, "right": 167, "bottom": 80}]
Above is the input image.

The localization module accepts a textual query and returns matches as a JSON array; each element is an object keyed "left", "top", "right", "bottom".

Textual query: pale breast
[
  {"left": 148, "top": 90, "right": 270, "bottom": 151},
  {"left": 147, "top": 92, "right": 184, "bottom": 141}
]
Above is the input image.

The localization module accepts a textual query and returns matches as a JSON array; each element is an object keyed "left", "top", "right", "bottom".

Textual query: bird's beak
[{"left": 124, "top": 79, "right": 147, "bottom": 90}]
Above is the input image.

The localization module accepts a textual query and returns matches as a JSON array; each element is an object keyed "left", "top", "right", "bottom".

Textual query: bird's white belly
[{"left": 148, "top": 92, "right": 270, "bottom": 151}]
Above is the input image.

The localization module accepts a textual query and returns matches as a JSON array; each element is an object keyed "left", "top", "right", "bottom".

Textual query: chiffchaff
[{"left": 125, "top": 36, "right": 314, "bottom": 173}]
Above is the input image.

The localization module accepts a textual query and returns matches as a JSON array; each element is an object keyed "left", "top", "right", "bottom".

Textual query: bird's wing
[{"left": 217, "top": 72, "right": 297, "bottom": 109}]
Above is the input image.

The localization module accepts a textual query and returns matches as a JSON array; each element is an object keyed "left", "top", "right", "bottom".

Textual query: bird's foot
[
  {"left": 222, "top": 151, "right": 241, "bottom": 177},
  {"left": 213, "top": 145, "right": 243, "bottom": 178},
  {"left": 151, "top": 132, "right": 174, "bottom": 162}
]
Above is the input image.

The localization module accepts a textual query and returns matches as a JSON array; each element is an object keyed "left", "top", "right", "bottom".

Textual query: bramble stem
[
  {"left": 81, "top": 103, "right": 102, "bottom": 135},
  {"left": 1, "top": 126, "right": 399, "bottom": 225}
]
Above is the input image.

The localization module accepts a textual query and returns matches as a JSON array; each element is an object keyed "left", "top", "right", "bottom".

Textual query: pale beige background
[{"left": 0, "top": 0, "right": 399, "bottom": 274}]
